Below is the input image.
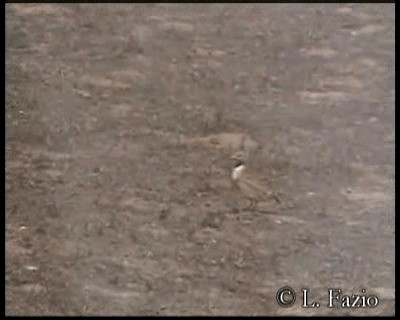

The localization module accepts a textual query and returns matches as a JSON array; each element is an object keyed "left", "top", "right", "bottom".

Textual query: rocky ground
[{"left": 6, "top": 4, "right": 395, "bottom": 315}]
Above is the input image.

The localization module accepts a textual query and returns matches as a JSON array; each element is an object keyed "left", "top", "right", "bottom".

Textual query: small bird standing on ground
[{"left": 230, "top": 151, "right": 281, "bottom": 211}]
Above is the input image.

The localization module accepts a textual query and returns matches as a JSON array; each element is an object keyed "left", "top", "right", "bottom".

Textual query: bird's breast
[{"left": 232, "top": 165, "right": 245, "bottom": 181}]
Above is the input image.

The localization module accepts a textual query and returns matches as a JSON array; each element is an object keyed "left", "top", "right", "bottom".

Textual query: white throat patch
[{"left": 232, "top": 164, "right": 245, "bottom": 181}]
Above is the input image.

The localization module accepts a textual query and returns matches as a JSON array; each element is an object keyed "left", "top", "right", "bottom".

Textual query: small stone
[
  {"left": 21, "top": 284, "right": 46, "bottom": 294},
  {"left": 201, "top": 212, "right": 223, "bottom": 229},
  {"left": 75, "top": 89, "right": 91, "bottom": 98},
  {"left": 25, "top": 265, "right": 39, "bottom": 272},
  {"left": 234, "top": 258, "right": 245, "bottom": 269}
]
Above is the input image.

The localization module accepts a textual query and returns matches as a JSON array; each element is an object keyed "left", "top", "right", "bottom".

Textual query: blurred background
[{"left": 6, "top": 4, "right": 394, "bottom": 315}]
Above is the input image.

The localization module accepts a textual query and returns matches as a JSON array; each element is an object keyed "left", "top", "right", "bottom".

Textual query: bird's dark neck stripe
[{"left": 234, "top": 161, "right": 244, "bottom": 168}]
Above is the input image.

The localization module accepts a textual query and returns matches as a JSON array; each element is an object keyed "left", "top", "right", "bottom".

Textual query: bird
[{"left": 230, "top": 150, "right": 281, "bottom": 211}]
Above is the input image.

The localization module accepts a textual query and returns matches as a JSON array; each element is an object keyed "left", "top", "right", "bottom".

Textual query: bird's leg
[
  {"left": 250, "top": 199, "right": 257, "bottom": 211},
  {"left": 243, "top": 200, "right": 250, "bottom": 211}
]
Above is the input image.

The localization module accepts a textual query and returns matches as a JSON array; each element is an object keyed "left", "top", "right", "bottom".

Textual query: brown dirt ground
[{"left": 5, "top": 3, "right": 395, "bottom": 316}]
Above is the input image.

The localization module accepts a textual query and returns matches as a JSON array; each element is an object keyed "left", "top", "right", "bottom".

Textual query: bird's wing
[
  {"left": 239, "top": 174, "right": 280, "bottom": 202},
  {"left": 238, "top": 176, "right": 269, "bottom": 200}
]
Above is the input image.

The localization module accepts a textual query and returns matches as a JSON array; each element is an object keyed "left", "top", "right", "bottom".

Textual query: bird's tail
[{"left": 270, "top": 192, "right": 281, "bottom": 203}]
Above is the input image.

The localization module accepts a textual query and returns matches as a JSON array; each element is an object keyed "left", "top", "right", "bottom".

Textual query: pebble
[
  {"left": 25, "top": 265, "right": 39, "bottom": 272},
  {"left": 75, "top": 89, "right": 91, "bottom": 99},
  {"left": 21, "top": 284, "right": 46, "bottom": 294}
]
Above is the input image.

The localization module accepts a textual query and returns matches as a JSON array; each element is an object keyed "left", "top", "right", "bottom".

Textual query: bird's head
[{"left": 230, "top": 150, "right": 248, "bottom": 168}]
